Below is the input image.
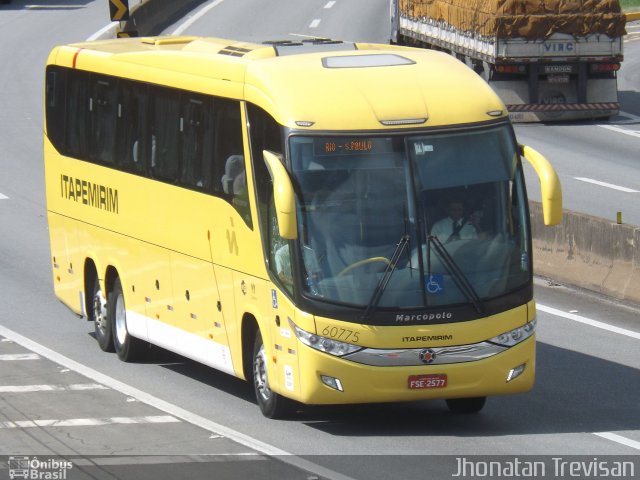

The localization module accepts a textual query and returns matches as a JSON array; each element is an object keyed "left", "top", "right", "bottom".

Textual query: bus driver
[{"left": 430, "top": 199, "right": 478, "bottom": 244}]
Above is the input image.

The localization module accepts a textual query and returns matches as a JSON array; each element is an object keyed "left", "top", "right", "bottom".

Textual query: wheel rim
[
  {"left": 93, "top": 289, "right": 108, "bottom": 334},
  {"left": 254, "top": 343, "right": 272, "bottom": 402},
  {"left": 114, "top": 292, "right": 127, "bottom": 345}
]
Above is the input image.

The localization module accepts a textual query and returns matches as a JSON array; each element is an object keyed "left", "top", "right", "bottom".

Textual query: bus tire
[
  {"left": 109, "top": 277, "right": 147, "bottom": 362},
  {"left": 92, "top": 277, "right": 114, "bottom": 352},
  {"left": 252, "top": 332, "right": 294, "bottom": 419},
  {"left": 446, "top": 396, "right": 486, "bottom": 414}
]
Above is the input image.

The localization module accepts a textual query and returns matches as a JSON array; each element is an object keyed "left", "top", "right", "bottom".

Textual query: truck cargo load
[{"left": 392, "top": 0, "right": 626, "bottom": 121}]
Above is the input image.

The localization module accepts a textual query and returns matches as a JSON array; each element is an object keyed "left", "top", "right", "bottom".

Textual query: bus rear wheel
[
  {"left": 109, "top": 277, "right": 147, "bottom": 362},
  {"left": 446, "top": 397, "right": 486, "bottom": 414},
  {"left": 252, "top": 332, "right": 294, "bottom": 419},
  {"left": 92, "top": 277, "right": 114, "bottom": 352}
]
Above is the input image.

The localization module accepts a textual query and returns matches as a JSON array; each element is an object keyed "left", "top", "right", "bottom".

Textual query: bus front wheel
[
  {"left": 109, "top": 277, "right": 147, "bottom": 362},
  {"left": 252, "top": 332, "right": 294, "bottom": 419},
  {"left": 446, "top": 397, "right": 486, "bottom": 414}
]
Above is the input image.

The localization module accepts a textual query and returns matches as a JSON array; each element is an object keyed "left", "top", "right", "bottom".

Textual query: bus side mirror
[
  {"left": 263, "top": 150, "right": 298, "bottom": 240},
  {"left": 520, "top": 144, "right": 563, "bottom": 226}
]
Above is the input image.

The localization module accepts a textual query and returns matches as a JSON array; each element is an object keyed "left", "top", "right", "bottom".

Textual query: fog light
[
  {"left": 320, "top": 375, "right": 344, "bottom": 392},
  {"left": 506, "top": 363, "right": 526, "bottom": 383}
]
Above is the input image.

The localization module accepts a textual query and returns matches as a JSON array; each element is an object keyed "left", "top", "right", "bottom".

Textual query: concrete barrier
[
  {"left": 531, "top": 201, "right": 640, "bottom": 304},
  {"left": 120, "top": 0, "right": 206, "bottom": 36}
]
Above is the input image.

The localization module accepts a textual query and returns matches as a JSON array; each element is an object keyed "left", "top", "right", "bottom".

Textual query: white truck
[{"left": 390, "top": 0, "right": 626, "bottom": 122}]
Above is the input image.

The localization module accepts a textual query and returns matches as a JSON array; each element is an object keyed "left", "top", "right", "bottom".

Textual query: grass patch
[{"left": 621, "top": 0, "right": 640, "bottom": 10}]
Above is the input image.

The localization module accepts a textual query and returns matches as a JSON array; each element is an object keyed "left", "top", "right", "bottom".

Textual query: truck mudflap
[
  {"left": 506, "top": 102, "right": 620, "bottom": 123},
  {"left": 490, "top": 77, "right": 619, "bottom": 122}
]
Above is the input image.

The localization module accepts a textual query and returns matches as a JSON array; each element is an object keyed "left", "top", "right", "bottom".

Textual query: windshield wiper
[
  {"left": 427, "top": 235, "right": 484, "bottom": 314},
  {"left": 361, "top": 234, "right": 410, "bottom": 323}
]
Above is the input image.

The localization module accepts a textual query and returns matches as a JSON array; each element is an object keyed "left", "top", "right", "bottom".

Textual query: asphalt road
[{"left": 0, "top": 1, "right": 639, "bottom": 479}]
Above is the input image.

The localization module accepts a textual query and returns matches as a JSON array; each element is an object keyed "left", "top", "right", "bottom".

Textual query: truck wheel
[
  {"left": 109, "top": 277, "right": 147, "bottom": 362},
  {"left": 446, "top": 397, "right": 486, "bottom": 414},
  {"left": 92, "top": 277, "right": 114, "bottom": 352},
  {"left": 252, "top": 332, "right": 294, "bottom": 419}
]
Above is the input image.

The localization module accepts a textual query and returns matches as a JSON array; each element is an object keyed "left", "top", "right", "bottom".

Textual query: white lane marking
[
  {"left": 171, "top": 0, "right": 226, "bottom": 36},
  {"left": 594, "top": 432, "right": 640, "bottom": 451},
  {"left": 598, "top": 123, "right": 640, "bottom": 139},
  {"left": 309, "top": 18, "right": 321, "bottom": 28},
  {"left": 72, "top": 454, "right": 262, "bottom": 466},
  {"left": 536, "top": 305, "right": 640, "bottom": 451},
  {"left": 573, "top": 177, "right": 639, "bottom": 193},
  {"left": 289, "top": 33, "right": 320, "bottom": 39},
  {"left": 25, "top": 5, "right": 82, "bottom": 8},
  {"left": 0, "top": 416, "right": 180, "bottom": 429},
  {"left": 0, "top": 384, "right": 108, "bottom": 393},
  {"left": 324, "top": 1, "right": 337, "bottom": 8},
  {"left": 0, "top": 193, "right": 8, "bottom": 200},
  {"left": 0, "top": 353, "right": 40, "bottom": 361},
  {"left": 537, "top": 304, "right": 640, "bottom": 340},
  {"left": 86, "top": 21, "right": 119, "bottom": 42},
  {"left": 0, "top": 325, "right": 357, "bottom": 480}
]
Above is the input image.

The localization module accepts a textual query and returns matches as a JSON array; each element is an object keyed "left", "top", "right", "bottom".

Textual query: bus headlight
[
  {"left": 289, "top": 319, "right": 362, "bottom": 357},
  {"left": 490, "top": 318, "right": 536, "bottom": 347}
]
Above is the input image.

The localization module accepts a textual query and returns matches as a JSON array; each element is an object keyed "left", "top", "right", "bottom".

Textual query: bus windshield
[{"left": 288, "top": 124, "right": 530, "bottom": 313}]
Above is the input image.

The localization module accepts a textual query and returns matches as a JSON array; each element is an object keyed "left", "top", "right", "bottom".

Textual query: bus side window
[
  {"left": 180, "top": 95, "right": 214, "bottom": 191},
  {"left": 90, "top": 77, "right": 118, "bottom": 166},
  {"left": 215, "top": 101, "right": 249, "bottom": 226},
  {"left": 65, "top": 70, "right": 91, "bottom": 160},
  {"left": 247, "top": 104, "right": 288, "bottom": 289},
  {"left": 116, "top": 80, "right": 148, "bottom": 175},
  {"left": 45, "top": 66, "right": 67, "bottom": 153},
  {"left": 150, "top": 86, "right": 181, "bottom": 182}
]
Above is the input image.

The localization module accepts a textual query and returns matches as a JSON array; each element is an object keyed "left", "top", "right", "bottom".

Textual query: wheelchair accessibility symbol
[{"left": 425, "top": 274, "right": 444, "bottom": 294}]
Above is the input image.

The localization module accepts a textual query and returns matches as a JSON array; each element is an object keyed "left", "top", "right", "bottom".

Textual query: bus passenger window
[
  {"left": 150, "top": 87, "right": 180, "bottom": 181},
  {"left": 214, "top": 101, "right": 250, "bottom": 225},
  {"left": 221, "top": 154, "right": 250, "bottom": 224},
  {"left": 45, "top": 67, "right": 67, "bottom": 152},
  {"left": 180, "top": 96, "right": 214, "bottom": 191},
  {"left": 116, "top": 81, "right": 148, "bottom": 175},
  {"left": 90, "top": 78, "right": 117, "bottom": 165},
  {"left": 65, "top": 71, "right": 91, "bottom": 160}
]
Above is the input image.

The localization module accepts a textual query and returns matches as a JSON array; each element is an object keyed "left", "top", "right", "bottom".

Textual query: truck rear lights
[
  {"left": 590, "top": 63, "right": 620, "bottom": 73},
  {"left": 496, "top": 65, "right": 526, "bottom": 74}
]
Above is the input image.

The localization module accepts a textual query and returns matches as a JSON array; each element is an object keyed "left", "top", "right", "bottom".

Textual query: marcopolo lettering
[
  {"left": 60, "top": 174, "right": 118, "bottom": 213},
  {"left": 396, "top": 312, "right": 453, "bottom": 323}
]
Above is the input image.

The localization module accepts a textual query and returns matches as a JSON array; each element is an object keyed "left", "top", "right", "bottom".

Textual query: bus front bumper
[{"left": 289, "top": 336, "right": 536, "bottom": 405}]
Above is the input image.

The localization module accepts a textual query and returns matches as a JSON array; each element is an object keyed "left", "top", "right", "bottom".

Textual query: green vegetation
[{"left": 621, "top": 0, "right": 640, "bottom": 10}]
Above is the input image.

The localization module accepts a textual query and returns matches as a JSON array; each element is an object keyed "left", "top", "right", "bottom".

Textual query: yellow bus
[{"left": 44, "top": 35, "right": 562, "bottom": 418}]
